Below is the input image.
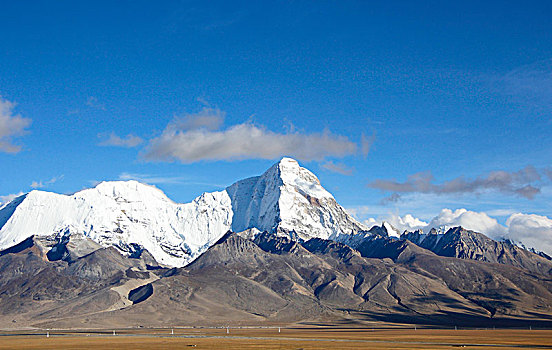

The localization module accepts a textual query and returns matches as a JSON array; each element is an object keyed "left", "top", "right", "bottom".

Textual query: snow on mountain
[
  {"left": 0, "top": 158, "right": 367, "bottom": 267},
  {"left": 382, "top": 222, "right": 401, "bottom": 238},
  {"left": 227, "top": 157, "right": 367, "bottom": 241},
  {"left": 0, "top": 181, "right": 233, "bottom": 267}
]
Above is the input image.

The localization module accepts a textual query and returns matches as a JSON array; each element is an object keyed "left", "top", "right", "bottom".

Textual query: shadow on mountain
[
  {"left": 128, "top": 283, "right": 153, "bottom": 304},
  {"left": 0, "top": 235, "right": 35, "bottom": 257},
  {"left": 0, "top": 194, "right": 26, "bottom": 231},
  {"left": 343, "top": 309, "right": 552, "bottom": 328},
  {"left": 1, "top": 230, "right": 552, "bottom": 329}
]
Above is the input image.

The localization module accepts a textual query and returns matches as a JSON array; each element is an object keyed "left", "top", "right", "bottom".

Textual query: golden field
[{"left": 0, "top": 327, "right": 551, "bottom": 349}]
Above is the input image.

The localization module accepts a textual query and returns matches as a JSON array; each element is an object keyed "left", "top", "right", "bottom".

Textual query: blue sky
[{"left": 1, "top": 0, "right": 551, "bottom": 229}]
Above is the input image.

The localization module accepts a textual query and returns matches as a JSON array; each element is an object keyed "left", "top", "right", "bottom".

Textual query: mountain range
[
  {"left": 0, "top": 158, "right": 551, "bottom": 329},
  {"left": 0, "top": 158, "right": 365, "bottom": 267}
]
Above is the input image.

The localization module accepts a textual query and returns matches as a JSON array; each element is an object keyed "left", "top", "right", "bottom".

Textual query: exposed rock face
[
  {"left": 1, "top": 231, "right": 552, "bottom": 329},
  {"left": 401, "top": 226, "right": 552, "bottom": 276},
  {"left": 400, "top": 229, "right": 425, "bottom": 245},
  {"left": 0, "top": 235, "right": 157, "bottom": 327}
]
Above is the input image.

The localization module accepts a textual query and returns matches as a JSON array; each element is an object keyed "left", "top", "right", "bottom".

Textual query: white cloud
[
  {"left": 30, "top": 175, "right": 64, "bottom": 189},
  {"left": 362, "top": 215, "right": 428, "bottom": 234},
  {"left": 0, "top": 96, "right": 31, "bottom": 153},
  {"left": 99, "top": 132, "right": 144, "bottom": 148},
  {"left": 426, "top": 208, "right": 507, "bottom": 237},
  {"left": 346, "top": 206, "right": 428, "bottom": 233},
  {"left": 369, "top": 209, "right": 506, "bottom": 238},
  {"left": 506, "top": 213, "right": 552, "bottom": 255},
  {"left": 386, "top": 214, "right": 428, "bottom": 234},
  {"left": 364, "top": 208, "right": 552, "bottom": 256},
  {"left": 143, "top": 108, "right": 359, "bottom": 163},
  {"left": 363, "top": 217, "right": 378, "bottom": 229}
]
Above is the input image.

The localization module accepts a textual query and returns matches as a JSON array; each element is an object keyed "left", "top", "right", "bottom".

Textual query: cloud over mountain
[
  {"left": 383, "top": 213, "right": 428, "bottom": 232},
  {"left": 507, "top": 213, "right": 552, "bottom": 254},
  {"left": 369, "top": 208, "right": 552, "bottom": 255},
  {"left": 426, "top": 208, "right": 506, "bottom": 237},
  {"left": 143, "top": 108, "right": 359, "bottom": 163}
]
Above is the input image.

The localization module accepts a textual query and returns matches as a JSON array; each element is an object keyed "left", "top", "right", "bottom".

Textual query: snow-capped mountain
[
  {"left": 227, "top": 158, "right": 367, "bottom": 240},
  {"left": 0, "top": 158, "right": 367, "bottom": 267},
  {"left": 0, "top": 181, "right": 233, "bottom": 267}
]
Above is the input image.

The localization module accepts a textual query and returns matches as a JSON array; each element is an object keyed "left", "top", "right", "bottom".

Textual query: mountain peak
[
  {"left": 383, "top": 222, "right": 401, "bottom": 238},
  {"left": 444, "top": 226, "right": 467, "bottom": 235},
  {"left": 275, "top": 157, "right": 302, "bottom": 175},
  {"left": 226, "top": 158, "right": 365, "bottom": 241},
  {"left": 368, "top": 222, "right": 400, "bottom": 238},
  {"left": 278, "top": 156, "right": 299, "bottom": 166},
  {"left": 270, "top": 157, "right": 331, "bottom": 199}
]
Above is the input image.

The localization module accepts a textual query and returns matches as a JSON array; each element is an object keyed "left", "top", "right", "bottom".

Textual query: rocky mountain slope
[
  {"left": 400, "top": 226, "right": 552, "bottom": 276},
  {"left": 2, "top": 231, "right": 552, "bottom": 329},
  {"left": 0, "top": 234, "right": 159, "bottom": 327}
]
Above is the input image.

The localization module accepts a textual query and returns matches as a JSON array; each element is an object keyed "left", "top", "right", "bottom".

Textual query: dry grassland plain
[{"left": 0, "top": 328, "right": 551, "bottom": 349}]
